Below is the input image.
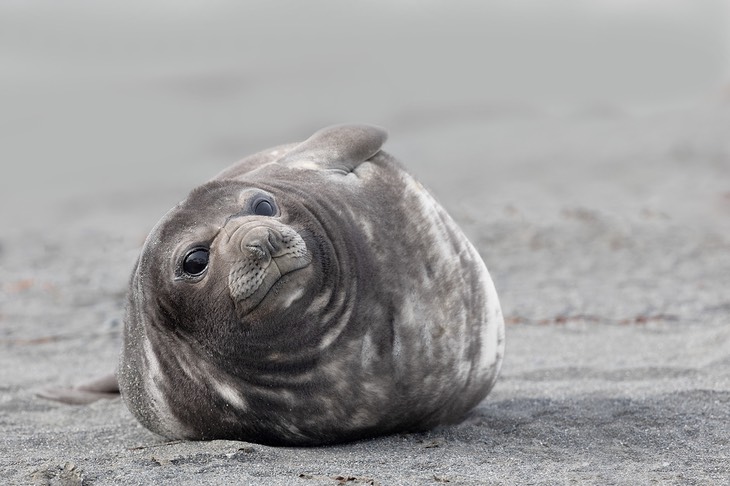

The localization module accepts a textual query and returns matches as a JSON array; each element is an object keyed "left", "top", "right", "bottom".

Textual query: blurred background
[
  {"left": 2, "top": 6, "right": 730, "bottom": 479},
  {"left": 1, "top": 0, "right": 728, "bottom": 230}
]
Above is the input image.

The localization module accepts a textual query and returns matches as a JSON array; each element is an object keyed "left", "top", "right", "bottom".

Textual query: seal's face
[
  {"left": 134, "top": 181, "right": 326, "bottom": 357},
  {"left": 168, "top": 186, "right": 313, "bottom": 323}
]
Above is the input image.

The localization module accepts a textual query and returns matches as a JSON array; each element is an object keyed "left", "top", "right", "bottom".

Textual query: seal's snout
[
  {"left": 240, "top": 227, "right": 275, "bottom": 261},
  {"left": 227, "top": 222, "right": 312, "bottom": 314}
]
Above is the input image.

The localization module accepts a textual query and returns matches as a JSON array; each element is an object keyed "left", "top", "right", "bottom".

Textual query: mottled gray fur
[{"left": 117, "top": 124, "right": 505, "bottom": 445}]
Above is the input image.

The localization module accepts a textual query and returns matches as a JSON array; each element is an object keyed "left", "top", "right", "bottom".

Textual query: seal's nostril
[
  {"left": 238, "top": 227, "right": 275, "bottom": 259},
  {"left": 244, "top": 243, "right": 267, "bottom": 260},
  {"left": 266, "top": 230, "right": 282, "bottom": 253}
]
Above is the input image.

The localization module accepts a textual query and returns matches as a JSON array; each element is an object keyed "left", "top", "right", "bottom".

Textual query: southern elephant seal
[{"left": 49, "top": 124, "right": 505, "bottom": 446}]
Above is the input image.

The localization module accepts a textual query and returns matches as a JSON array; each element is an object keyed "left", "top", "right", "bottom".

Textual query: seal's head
[
  {"left": 133, "top": 181, "right": 318, "bottom": 346},
  {"left": 119, "top": 124, "right": 505, "bottom": 445}
]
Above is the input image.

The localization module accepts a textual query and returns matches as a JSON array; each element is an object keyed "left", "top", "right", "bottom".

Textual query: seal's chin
[{"left": 229, "top": 257, "right": 311, "bottom": 315}]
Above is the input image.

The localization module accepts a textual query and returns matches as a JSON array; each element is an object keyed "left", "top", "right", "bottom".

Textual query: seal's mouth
[
  {"left": 242, "top": 263, "right": 309, "bottom": 314},
  {"left": 227, "top": 224, "right": 312, "bottom": 315}
]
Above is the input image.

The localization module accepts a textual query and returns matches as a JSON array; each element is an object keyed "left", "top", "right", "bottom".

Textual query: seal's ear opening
[{"left": 279, "top": 124, "right": 388, "bottom": 173}]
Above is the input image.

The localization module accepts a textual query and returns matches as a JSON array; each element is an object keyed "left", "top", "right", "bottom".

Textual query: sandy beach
[{"left": 2, "top": 2, "right": 729, "bottom": 484}]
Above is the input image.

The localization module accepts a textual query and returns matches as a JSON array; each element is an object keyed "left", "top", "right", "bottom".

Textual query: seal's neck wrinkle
[{"left": 300, "top": 200, "right": 363, "bottom": 352}]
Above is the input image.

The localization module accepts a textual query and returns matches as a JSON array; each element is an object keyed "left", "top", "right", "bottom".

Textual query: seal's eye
[
  {"left": 182, "top": 248, "right": 209, "bottom": 276},
  {"left": 254, "top": 199, "right": 275, "bottom": 216}
]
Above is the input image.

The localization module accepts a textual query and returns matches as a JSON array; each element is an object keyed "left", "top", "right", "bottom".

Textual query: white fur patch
[
  {"left": 403, "top": 175, "right": 456, "bottom": 261},
  {"left": 359, "top": 218, "right": 374, "bottom": 242},
  {"left": 317, "top": 285, "right": 354, "bottom": 350},
  {"left": 285, "top": 159, "right": 321, "bottom": 170},
  {"left": 281, "top": 288, "right": 305, "bottom": 308},
  {"left": 142, "top": 337, "right": 188, "bottom": 437},
  {"left": 211, "top": 378, "right": 248, "bottom": 411},
  {"left": 319, "top": 305, "right": 352, "bottom": 351},
  {"left": 477, "top": 259, "right": 505, "bottom": 379},
  {"left": 360, "top": 332, "right": 376, "bottom": 370},
  {"left": 306, "top": 288, "right": 332, "bottom": 314}
]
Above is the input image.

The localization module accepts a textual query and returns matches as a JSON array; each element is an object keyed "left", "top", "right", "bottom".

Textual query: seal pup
[{"left": 42, "top": 124, "right": 505, "bottom": 446}]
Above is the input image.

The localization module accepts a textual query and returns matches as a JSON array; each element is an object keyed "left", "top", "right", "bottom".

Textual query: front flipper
[
  {"left": 212, "top": 123, "right": 388, "bottom": 180},
  {"left": 279, "top": 123, "right": 387, "bottom": 173},
  {"left": 37, "top": 373, "right": 119, "bottom": 405}
]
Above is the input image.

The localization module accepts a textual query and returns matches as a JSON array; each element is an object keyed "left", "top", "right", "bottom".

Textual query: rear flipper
[{"left": 37, "top": 373, "right": 119, "bottom": 405}]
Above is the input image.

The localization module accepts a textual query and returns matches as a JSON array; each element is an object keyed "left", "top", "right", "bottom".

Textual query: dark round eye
[
  {"left": 254, "top": 199, "right": 275, "bottom": 216},
  {"left": 182, "top": 248, "right": 209, "bottom": 276}
]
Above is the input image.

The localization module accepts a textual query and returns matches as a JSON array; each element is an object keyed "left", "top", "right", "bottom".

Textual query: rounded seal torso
[{"left": 118, "top": 124, "right": 505, "bottom": 445}]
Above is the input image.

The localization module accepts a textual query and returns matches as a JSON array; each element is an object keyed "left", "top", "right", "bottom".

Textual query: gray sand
[{"left": 2, "top": 2, "right": 729, "bottom": 485}]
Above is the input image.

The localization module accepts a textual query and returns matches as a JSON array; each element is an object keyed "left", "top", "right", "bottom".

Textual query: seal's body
[{"left": 117, "top": 124, "right": 504, "bottom": 445}]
